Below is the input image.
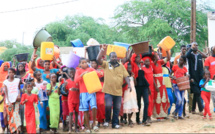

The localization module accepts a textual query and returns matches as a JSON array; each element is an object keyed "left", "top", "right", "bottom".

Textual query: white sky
[
  {"left": 0, "top": 0, "right": 214, "bottom": 46},
  {"left": 0, "top": 0, "right": 128, "bottom": 45}
]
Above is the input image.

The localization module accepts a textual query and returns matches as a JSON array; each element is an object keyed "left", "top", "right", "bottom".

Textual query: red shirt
[
  {"left": 204, "top": 56, "right": 215, "bottom": 79},
  {"left": 66, "top": 79, "right": 79, "bottom": 104},
  {"left": 172, "top": 65, "right": 187, "bottom": 84},
  {"left": 142, "top": 66, "right": 154, "bottom": 90},
  {"left": 74, "top": 67, "right": 95, "bottom": 93}
]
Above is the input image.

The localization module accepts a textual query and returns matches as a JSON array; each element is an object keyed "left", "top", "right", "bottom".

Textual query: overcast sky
[{"left": 0, "top": 0, "right": 214, "bottom": 46}]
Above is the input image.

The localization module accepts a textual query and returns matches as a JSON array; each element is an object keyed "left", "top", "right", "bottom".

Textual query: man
[
  {"left": 186, "top": 42, "right": 207, "bottom": 115},
  {"left": 204, "top": 46, "right": 215, "bottom": 112},
  {"left": 174, "top": 45, "right": 187, "bottom": 65},
  {"left": 96, "top": 44, "right": 131, "bottom": 129}
]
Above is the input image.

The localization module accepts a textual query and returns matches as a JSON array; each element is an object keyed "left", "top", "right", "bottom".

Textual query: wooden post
[{"left": 190, "top": 0, "right": 196, "bottom": 43}]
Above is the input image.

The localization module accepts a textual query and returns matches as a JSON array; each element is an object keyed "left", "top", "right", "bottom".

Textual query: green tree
[
  {"left": 113, "top": 0, "right": 213, "bottom": 53},
  {"left": 46, "top": 15, "right": 128, "bottom": 46}
]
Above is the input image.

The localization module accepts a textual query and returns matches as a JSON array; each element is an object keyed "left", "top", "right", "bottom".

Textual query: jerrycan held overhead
[
  {"left": 158, "top": 36, "right": 175, "bottom": 51},
  {"left": 106, "top": 45, "right": 126, "bottom": 58},
  {"left": 83, "top": 71, "right": 102, "bottom": 94},
  {"left": 40, "top": 42, "right": 54, "bottom": 60}
]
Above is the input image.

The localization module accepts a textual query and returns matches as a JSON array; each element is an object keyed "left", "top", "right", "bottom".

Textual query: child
[
  {"left": 123, "top": 63, "right": 138, "bottom": 127},
  {"left": 63, "top": 67, "right": 79, "bottom": 132},
  {"left": 33, "top": 71, "right": 48, "bottom": 132},
  {"left": 199, "top": 71, "right": 212, "bottom": 120},
  {"left": 0, "top": 88, "right": 5, "bottom": 132},
  {"left": 47, "top": 73, "right": 61, "bottom": 133},
  {"left": 4, "top": 68, "right": 22, "bottom": 133},
  {"left": 172, "top": 56, "right": 187, "bottom": 119},
  {"left": 74, "top": 58, "right": 99, "bottom": 133},
  {"left": 21, "top": 82, "right": 40, "bottom": 133},
  {"left": 141, "top": 57, "right": 154, "bottom": 123},
  {"left": 90, "top": 60, "right": 105, "bottom": 127}
]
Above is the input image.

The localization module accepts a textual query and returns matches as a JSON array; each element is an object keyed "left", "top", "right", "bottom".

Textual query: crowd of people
[{"left": 0, "top": 42, "right": 214, "bottom": 133}]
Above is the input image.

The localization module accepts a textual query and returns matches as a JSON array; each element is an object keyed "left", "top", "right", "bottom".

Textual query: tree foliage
[{"left": 113, "top": 0, "right": 213, "bottom": 52}]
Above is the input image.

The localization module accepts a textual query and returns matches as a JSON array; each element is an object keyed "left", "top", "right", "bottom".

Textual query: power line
[{"left": 0, "top": 0, "right": 79, "bottom": 14}]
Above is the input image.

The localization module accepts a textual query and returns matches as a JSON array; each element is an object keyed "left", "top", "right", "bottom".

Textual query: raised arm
[
  {"left": 197, "top": 50, "right": 208, "bottom": 59},
  {"left": 31, "top": 48, "right": 38, "bottom": 71},
  {"left": 97, "top": 44, "right": 107, "bottom": 65}
]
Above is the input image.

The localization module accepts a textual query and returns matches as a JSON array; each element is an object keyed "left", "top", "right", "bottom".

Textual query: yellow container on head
[
  {"left": 40, "top": 42, "right": 54, "bottom": 60},
  {"left": 83, "top": 71, "right": 102, "bottom": 94},
  {"left": 106, "top": 45, "right": 126, "bottom": 58},
  {"left": 158, "top": 36, "right": 175, "bottom": 51}
]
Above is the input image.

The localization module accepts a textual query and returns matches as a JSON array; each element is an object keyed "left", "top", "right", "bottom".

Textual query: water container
[
  {"left": 0, "top": 60, "right": 3, "bottom": 67},
  {"left": 40, "top": 42, "right": 54, "bottom": 60},
  {"left": 66, "top": 52, "right": 80, "bottom": 68},
  {"left": 54, "top": 46, "right": 60, "bottom": 59},
  {"left": 87, "top": 38, "right": 100, "bottom": 46},
  {"left": 33, "top": 28, "right": 53, "bottom": 48},
  {"left": 14, "top": 53, "right": 29, "bottom": 62},
  {"left": 158, "top": 36, "right": 175, "bottom": 51},
  {"left": 83, "top": 71, "right": 102, "bottom": 94},
  {"left": 161, "top": 49, "right": 171, "bottom": 57},
  {"left": 131, "top": 41, "right": 149, "bottom": 55},
  {"left": 71, "top": 39, "right": 84, "bottom": 47},
  {"left": 106, "top": 45, "right": 126, "bottom": 58},
  {"left": 114, "top": 42, "right": 130, "bottom": 50},
  {"left": 86, "top": 46, "right": 100, "bottom": 61}
]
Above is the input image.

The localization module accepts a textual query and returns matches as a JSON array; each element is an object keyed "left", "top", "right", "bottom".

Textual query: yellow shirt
[
  {"left": 162, "top": 67, "right": 172, "bottom": 88},
  {"left": 0, "top": 95, "right": 4, "bottom": 112},
  {"left": 101, "top": 61, "right": 129, "bottom": 96}
]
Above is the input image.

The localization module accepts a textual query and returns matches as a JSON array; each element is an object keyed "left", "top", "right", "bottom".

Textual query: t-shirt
[
  {"left": 3, "top": 78, "right": 20, "bottom": 104},
  {"left": 35, "top": 68, "right": 59, "bottom": 83},
  {"left": 172, "top": 65, "right": 187, "bottom": 84},
  {"left": 199, "top": 79, "right": 210, "bottom": 92},
  {"left": 162, "top": 67, "right": 172, "bottom": 88},
  {"left": 74, "top": 67, "right": 95, "bottom": 93},
  {"left": 204, "top": 56, "right": 215, "bottom": 79},
  {"left": 47, "top": 83, "right": 60, "bottom": 99},
  {"left": 34, "top": 81, "right": 48, "bottom": 101},
  {"left": 101, "top": 61, "right": 129, "bottom": 96},
  {"left": 66, "top": 79, "right": 79, "bottom": 104}
]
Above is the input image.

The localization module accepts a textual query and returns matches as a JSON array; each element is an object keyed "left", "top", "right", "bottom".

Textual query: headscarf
[
  {"left": 36, "top": 58, "right": 44, "bottom": 69},
  {"left": 0, "top": 62, "right": 10, "bottom": 88},
  {"left": 142, "top": 56, "right": 152, "bottom": 63},
  {"left": 131, "top": 53, "right": 142, "bottom": 78}
]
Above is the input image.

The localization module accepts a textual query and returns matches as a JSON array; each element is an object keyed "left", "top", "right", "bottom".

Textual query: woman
[
  {"left": 31, "top": 48, "right": 61, "bottom": 83},
  {"left": 16, "top": 63, "right": 30, "bottom": 83},
  {"left": 130, "top": 53, "right": 150, "bottom": 126},
  {"left": 152, "top": 51, "right": 170, "bottom": 119},
  {"left": 4, "top": 68, "right": 21, "bottom": 133},
  {"left": 0, "top": 62, "right": 10, "bottom": 88}
]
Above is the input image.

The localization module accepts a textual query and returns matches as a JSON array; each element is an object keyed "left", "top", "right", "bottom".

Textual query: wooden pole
[
  {"left": 190, "top": 0, "right": 193, "bottom": 43},
  {"left": 193, "top": 0, "right": 196, "bottom": 42}
]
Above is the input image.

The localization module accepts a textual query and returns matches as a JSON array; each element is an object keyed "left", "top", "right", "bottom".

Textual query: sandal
[
  {"left": 209, "top": 116, "right": 213, "bottom": 120},
  {"left": 85, "top": 129, "right": 91, "bottom": 133},
  {"left": 128, "top": 120, "right": 134, "bottom": 128},
  {"left": 93, "top": 126, "right": 99, "bottom": 132}
]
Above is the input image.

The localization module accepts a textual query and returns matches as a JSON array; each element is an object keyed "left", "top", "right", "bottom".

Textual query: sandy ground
[{"left": 2, "top": 93, "right": 215, "bottom": 133}]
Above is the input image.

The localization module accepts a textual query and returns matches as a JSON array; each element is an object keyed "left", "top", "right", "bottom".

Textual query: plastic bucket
[
  {"left": 114, "top": 42, "right": 130, "bottom": 50},
  {"left": 15, "top": 53, "right": 29, "bottom": 62},
  {"left": 131, "top": 41, "right": 149, "bottom": 55},
  {"left": 67, "top": 52, "right": 80, "bottom": 68},
  {"left": 0, "top": 60, "right": 3, "bottom": 67},
  {"left": 33, "top": 28, "right": 53, "bottom": 48},
  {"left": 86, "top": 46, "right": 100, "bottom": 61},
  {"left": 70, "top": 39, "right": 84, "bottom": 47}
]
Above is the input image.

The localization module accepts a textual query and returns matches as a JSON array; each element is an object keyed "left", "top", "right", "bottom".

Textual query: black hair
[
  {"left": 68, "top": 67, "right": 75, "bottom": 72},
  {"left": 109, "top": 52, "right": 117, "bottom": 58},
  {"left": 90, "top": 60, "right": 98, "bottom": 64},
  {"left": 33, "top": 70, "right": 41, "bottom": 77},
  {"left": 8, "top": 68, "right": 16, "bottom": 74},
  {"left": 25, "top": 82, "right": 32, "bottom": 86},
  {"left": 180, "top": 45, "right": 186, "bottom": 49},
  {"left": 79, "top": 58, "right": 87, "bottom": 63},
  {"left": 16, "top": 63, "right": 26, "bottom": 75},
  {"left": 44, "top": 60, "right": 50, "bottom": 63},
  {"left": 180, "top": 55, "right": 187, "bottom": 63}
]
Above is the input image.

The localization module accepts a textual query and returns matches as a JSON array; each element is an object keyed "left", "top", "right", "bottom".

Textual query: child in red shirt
[
  {"left": 65, "top": 68, "right": 79, "bottom": 132},
  {"left": 90, "top": 60, "right": 105, "bottom": 127},
  {"left": 172, "top": 56, "right": 187, "bottom": 119},
  {"left": 74, "top": 58, "right": 99, "bottom": 133}
]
